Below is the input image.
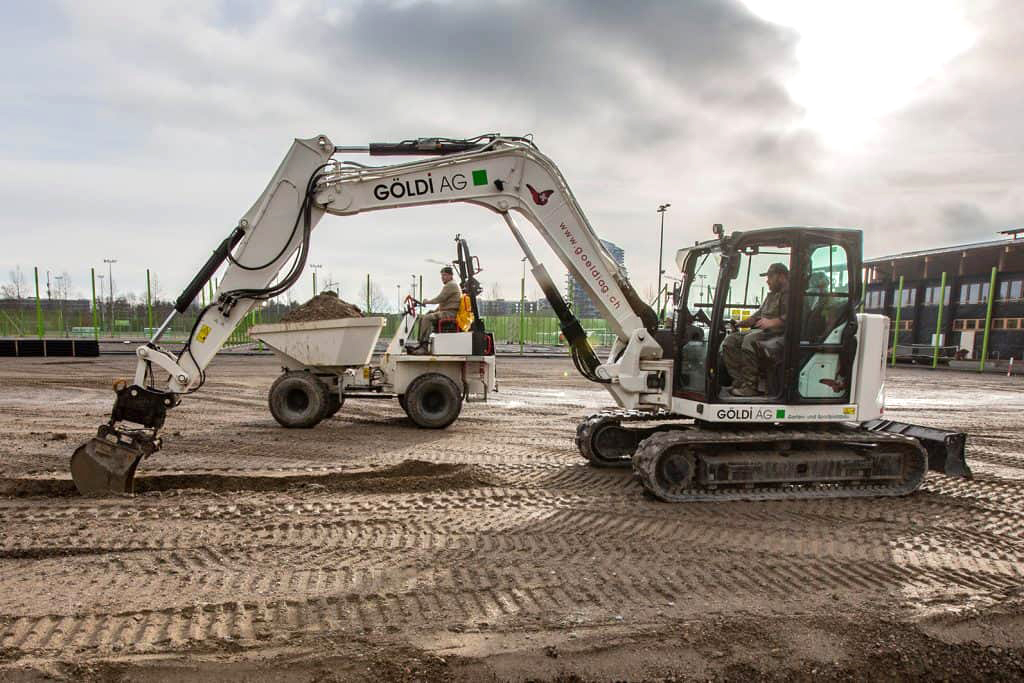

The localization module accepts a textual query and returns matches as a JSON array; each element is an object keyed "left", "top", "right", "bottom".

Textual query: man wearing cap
[
  {"left": 804, "top": 271, "right": 835, "bottom": 343},
  {"left": 413, "top": 266, "right": 463, "bottom": 344},
  {"left": 721, "top": 262, "right": 789, "bottom": 397}
]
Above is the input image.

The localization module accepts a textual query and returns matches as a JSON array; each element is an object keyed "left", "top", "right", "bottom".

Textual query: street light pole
[
  {"left": 396, "top": 284, "right": 401, "bottom": 313},
  {"left": 656, "top": 204, "right": 670, "bottom": 321},
  {"left": 54, "top": 275, "right": 65, "bottom": 334},
  {"left": 103, "top": 258, "right": 116, "bottom": 333},
  {"left": 310, "top": 263, "right": 322, "bottom": 296},
  {"left": 96, "top": 274, "right": 105, "bottom": 332},
  {"left": 520, "top": 256, "right": 527, "bottom": 355}
]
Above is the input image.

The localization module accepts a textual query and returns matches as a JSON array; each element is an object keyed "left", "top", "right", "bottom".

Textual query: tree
[
  {"left": 53, "top": 271, "right": 72, "bottom": 301},
  {"left": 357, "top": 279, "right": 389, "bottom": 313},
  {"left": 321, "top": 273, "right": 341, "bottom": 296},
  {"left": 149, "top": 273, "right": 164, "bottom": 304},
  {"left": 1, "top": 266, "right": 27, "bottom": 300}
]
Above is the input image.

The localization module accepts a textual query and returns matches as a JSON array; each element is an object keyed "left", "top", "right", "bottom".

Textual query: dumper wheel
[
  {"left": 398, "top": 394, "right": 408, "bottom": 413},
  {"left": 404, "top": 373, "right": 462, "bottom": 429},
  {"left": 268, "top": 371, "right": 329, "bottom": 428},
  {"left": 321, "top": 392, "right": 343, "bottom": 420}
]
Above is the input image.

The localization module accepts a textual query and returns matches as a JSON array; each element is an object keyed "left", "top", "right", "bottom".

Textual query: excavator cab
[{"left": 673, "top": 227, "right": 861, "bottom": 406}]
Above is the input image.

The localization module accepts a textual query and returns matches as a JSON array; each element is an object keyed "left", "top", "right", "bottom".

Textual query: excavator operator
[
  {"left": 721, "top": 262, "right": 789, "bottom": 397},
  {"left": 412, "top": 266, "right": 462, "bottom": 344}
]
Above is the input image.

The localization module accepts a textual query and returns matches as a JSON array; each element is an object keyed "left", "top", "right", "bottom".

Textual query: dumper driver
[
  {"left": 721, "top": 262, "right": 789, "bottom": 397},
  {"left": 413, "top": 266, "right": 462, "bottom": 344}
]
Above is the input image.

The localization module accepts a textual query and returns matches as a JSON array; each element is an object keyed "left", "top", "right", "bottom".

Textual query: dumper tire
[
  {"left": 404, "top": 373, "right": 462, "bottom": 429},
  {"left": 268, "top": 371, "right": 329, "bottom": 428},
  {"left": 321, "top": 392, "right": 343, "bottom": 420}
]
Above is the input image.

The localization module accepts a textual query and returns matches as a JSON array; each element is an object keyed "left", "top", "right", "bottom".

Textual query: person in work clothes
[
  {"left": 415, "top": 266, "right": 462, "bottom": 343},
  {"left": 721, "top": 262, "right": 789, "bottom": 397}
]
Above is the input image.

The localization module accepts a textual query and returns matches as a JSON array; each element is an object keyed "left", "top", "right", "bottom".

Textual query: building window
[
  {"left": 965, "top": 319, "right": 977, "bottom": 330},
  {"left": 953, "top": 319, "right": 964, "bottom": 330},
  {"left": 1010, "top": 319, "right": 1021, "bottom": 330},
  {"left": 899, "top": 288, "right": 916, "bottom": 306},
  {"left": 960, "top": 283, "right": 990, "bottom": 304},
  {"left": 999, "top": 280, "right": 1023, "bottom": 301},
  {"left": 994, "top": 319, "right": 1006, "bottom": 329},
  {"left": 923, "top": 285, "right": 950, "bottom": 306}
]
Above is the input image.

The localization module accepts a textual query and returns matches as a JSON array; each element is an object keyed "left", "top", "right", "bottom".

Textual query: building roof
[{"left": 864, "top": 236, "right": 1024, "bottom": 265}]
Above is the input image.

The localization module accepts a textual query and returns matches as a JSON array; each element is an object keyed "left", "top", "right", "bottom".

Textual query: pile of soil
[{"left": 281, "top": 290, "right": 364, "bottom": 323}]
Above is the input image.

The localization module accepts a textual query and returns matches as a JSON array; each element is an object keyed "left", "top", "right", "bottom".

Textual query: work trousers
[
  {"left": 417, "top": 311, "right": 456, "bottom": 342},
  {"left": 721, "top": 328, "right": 771, "bottom": 389}
]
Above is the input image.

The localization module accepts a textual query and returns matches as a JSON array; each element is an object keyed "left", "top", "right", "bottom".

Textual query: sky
[{"left": 1, "top": 0, "right": 1022, "bottom": 308}]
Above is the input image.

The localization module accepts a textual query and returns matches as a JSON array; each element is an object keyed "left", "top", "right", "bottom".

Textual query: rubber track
[
  {"left": 576, "top": 410, "right": 682, "bottom": 467},
  {"left": 633, "top": 427, "right": 928, "bottom": 502}
]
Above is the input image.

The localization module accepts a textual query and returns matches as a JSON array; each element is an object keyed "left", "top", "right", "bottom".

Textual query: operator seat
[
  {"left": 432, "top": 295, "right": 473, "bottom": 335},
  {"left": 435, "top": 315, "right": 459, "bottom": 334}
]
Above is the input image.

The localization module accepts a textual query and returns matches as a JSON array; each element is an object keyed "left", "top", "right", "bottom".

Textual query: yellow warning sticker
[
  {"left": 843, "top": 406, "right": 856, "bottom": 415},
  {"left": 730, "top": 308, "right": 756, "bottom": 318},
  {"left": 196, "top": 324, "right": 211, "bottom": 343}
]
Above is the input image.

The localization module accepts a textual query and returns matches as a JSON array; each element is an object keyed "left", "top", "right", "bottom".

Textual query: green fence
[
  {"left": 1, "top": 301, "right": 617, "bottom": 349},
  {"left": 1, "top": 266, "right": 622, "bottom": 350},
  {"left": 484, "top": 315, "right": 615, "bottom": 346}
]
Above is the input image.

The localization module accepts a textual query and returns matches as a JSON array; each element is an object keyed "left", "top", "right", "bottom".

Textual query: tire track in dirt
[
  {"left": 3, "top": 549, "right": 1018, "bottom": 657},
  {"left": 967, "top": 443, "right": 1024, "bottom": 471},
  {"left": 3, "top": 504, "right": 1020, "bottom": 620},
  {"left": 2, "top": 476, "right": 1022, "bottom": 541}
]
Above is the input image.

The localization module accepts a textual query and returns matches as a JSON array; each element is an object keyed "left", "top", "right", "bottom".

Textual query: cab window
[{"left": 798, "top": 243, "right": 853, "bottom": 399}]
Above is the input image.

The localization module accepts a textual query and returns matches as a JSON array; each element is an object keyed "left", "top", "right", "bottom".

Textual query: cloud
[
  {"left": 3, "top": 0, "right": 810, "bottom": 303},
  {"left": 4, "top": 0, "right": 1019, "bottom": 311}
]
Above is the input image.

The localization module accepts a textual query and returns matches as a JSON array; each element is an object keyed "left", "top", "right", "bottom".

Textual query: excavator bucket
[
  {"left": 70, "top": 426, "right": 154, "bottom": 496},
  {"left": 862, "top": 419, "right": 971, "bottom": 479}
]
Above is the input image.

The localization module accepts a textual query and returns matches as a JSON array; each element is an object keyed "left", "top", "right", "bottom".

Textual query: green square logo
[
  {"left": 775, "top": 409, "right": 786, "bottom": 419},
  {"left": 472, "top": 169, "right": 488, "bottom": 186}
]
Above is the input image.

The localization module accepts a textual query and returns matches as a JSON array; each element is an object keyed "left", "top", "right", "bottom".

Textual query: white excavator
[{"left": 70, "top": 133, "right": 970, "bottom": 500}]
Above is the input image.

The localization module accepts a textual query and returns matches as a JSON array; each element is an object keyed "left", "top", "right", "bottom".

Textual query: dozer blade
[
  {"left": 70, "top": 426, "right": 156, "bottom": 496},
  {"left": 862, "top": 419, "right": 971, "bottom": 479}
]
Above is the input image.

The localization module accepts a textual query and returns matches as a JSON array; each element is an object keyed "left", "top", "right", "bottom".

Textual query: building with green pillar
[{"left": 863, "top": 229, "right": 1024, "bottom": 362}]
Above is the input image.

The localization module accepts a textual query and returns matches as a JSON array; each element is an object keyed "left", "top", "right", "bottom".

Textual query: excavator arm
[{"left": 71, "top": 133, "right": 667, "bottom": 495}]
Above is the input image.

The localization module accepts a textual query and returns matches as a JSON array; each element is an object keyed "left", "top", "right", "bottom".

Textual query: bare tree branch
[{"left": 1, "top": 266, "right": 27, "bottom": 300}]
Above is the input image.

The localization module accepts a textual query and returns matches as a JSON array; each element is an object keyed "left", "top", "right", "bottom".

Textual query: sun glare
[{"left": 743, "top": 0, "right": 976, "bottom": 149}]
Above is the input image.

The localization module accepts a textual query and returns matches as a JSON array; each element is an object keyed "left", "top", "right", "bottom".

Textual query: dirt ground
[{"left": 0, "top": 355, "right": 1022, "bottom": 681}]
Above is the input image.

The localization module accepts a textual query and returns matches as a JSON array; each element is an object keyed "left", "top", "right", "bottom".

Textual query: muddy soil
[
  {"left": 281, "top": 291, "right": 363, "bottom": 323},
  {"left": 0, "top": 356, "right": 1022, "bottom": 681}
]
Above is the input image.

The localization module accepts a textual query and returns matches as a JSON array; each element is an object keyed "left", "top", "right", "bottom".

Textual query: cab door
[{"left": 791, "top": 230, "right": 862, "bottom": 403}]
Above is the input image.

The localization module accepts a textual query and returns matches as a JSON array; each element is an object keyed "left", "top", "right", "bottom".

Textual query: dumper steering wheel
[{"left": 404, "top": 295, "right": 419, "bottom": 316}]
